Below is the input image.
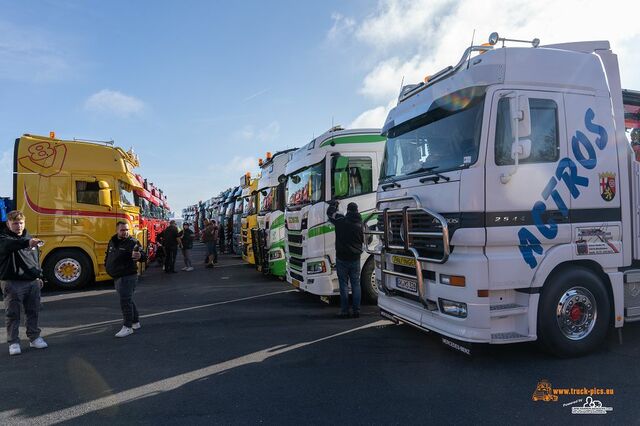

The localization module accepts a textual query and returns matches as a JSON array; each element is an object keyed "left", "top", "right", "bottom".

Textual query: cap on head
[
  {"left": 347, "top": 202, "right": 358, "bottom": 212},
  {"left": 170, "top": 220, "right": 176, "bottom": 225}
]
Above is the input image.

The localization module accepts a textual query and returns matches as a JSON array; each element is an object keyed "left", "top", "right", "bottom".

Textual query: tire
[
  {"left": 537, "top": 266, "right": 611, "bottom": 357},
  {"left": 43, "top": 249, "right": 93, "bottom": 290},
  {"left": 360, "top": 257, "right": 378, "bottom": 304}
]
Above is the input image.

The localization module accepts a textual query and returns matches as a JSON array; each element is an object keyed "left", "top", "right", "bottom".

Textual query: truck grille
[
  {"left": 383, "top": 210, "right": 451, "bottom": 260},
  {"left": 288, "top": 245, "right": 303, "bottom": 257},
  {"left": 289, "top": 256, "right": 303, "bottom": 271},
  {"left": 288, "top": 232, "right": 302, "bottom": 244}
]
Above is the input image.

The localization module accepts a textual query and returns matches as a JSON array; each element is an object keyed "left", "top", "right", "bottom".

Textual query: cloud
[
  {"left": 327, "top": 13, "right": 356, "bottom": 40},
  {"left": 235, "top": 121, "right": 280, "bottom": 142},
  {"left": 355, "top": 0, "right": 454, "bottom": 50},
  {"left": 349, "top": 101, "right": 395, "bottom": 129},
  {"left": 84, "top": 90, "right": 145, "bottom": 117},
  {"left": 0, "top": 20, "right": 72, "bottom": 82},
  {"left": 343, "top": 0, "right": 640, "bottom": 124}
]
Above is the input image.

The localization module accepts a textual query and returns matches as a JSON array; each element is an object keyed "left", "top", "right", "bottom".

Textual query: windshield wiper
[{"left": 405, "top": 166, "right": 451, "bottom": 183}]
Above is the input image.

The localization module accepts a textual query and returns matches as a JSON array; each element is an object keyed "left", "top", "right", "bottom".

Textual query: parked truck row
[{"left": 190, "top": 33, "right": 640, "bottom": 356}]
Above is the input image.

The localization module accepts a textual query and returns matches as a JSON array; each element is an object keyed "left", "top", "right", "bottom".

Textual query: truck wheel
[
  {"left": 360, "top": 258, "right": 378, "bottom": 304},
  {"left": 44, "top": 249, "right": 93, "bottom": 290},
  {"left": 537, "top": 266, "right": 611, "bottom": 357}
]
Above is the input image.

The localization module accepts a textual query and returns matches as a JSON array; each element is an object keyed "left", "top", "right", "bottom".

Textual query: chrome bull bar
[{"left": 364, "top": 195, "right": 450, "bottom": 308}]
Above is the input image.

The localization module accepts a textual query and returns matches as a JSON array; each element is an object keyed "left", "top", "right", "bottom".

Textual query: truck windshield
[
  {"left": 260, "top": 187, "right": 275, "bottom": 213},
  {"left": 381, "top": 86, "right": 486, "bottom": 181},
  {"left": 134, "top": 194, "right": 150, "bottom": 217},
  {"left": 286, "top": 161, "right": 324, "bottom": 208},
  {"left": 119, "top": 181, "right": 135, "bottom": 206}
]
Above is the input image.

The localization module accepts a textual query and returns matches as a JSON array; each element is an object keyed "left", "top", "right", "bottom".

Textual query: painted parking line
[
  {"left": 41, "top": 290, "right": 116, "bottom": 303},
  {"left": 12, "top": 320, "right": 389, "bottom": 424},
  {"left": 1, "top": 289, "right": 298, "bottom": 341}
]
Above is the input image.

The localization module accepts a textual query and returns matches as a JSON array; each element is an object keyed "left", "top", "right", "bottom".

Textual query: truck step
[
  {"left": 489, "top": 303, "right": 528, "bottom": 317},
  {"left": 491, "top": 332, "right": 530, "bottom": 343},
  {"left": 624, "top": 306, "right": 640, "bottom": 322}
]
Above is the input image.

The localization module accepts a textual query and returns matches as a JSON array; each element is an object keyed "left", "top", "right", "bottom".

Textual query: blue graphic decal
[{"left": 517, "top": 108, "right": 608, "bottom": 269}]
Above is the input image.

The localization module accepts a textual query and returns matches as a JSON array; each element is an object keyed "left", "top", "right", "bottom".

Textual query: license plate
[
  {"left": 291, "top": 279, "right": 300, "bottom": 288},
  {"left": 396, "top": 277, "right": 417, "bottom": 293},
  {"left": 391, "top": 255, "right": 416, "bottom": 267}
]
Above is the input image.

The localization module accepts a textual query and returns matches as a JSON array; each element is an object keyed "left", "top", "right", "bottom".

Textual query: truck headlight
[
  {"left": 269, "top": 249, "right": 284, "bottom": 260},
  {"left": 438, "top": 298, "right": 468, "bottom": 318},
  {"left": 307, "top": 260, "right": 327, "bottom": 275}
]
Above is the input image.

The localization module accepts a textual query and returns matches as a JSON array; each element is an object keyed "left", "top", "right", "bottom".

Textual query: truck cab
[
  {"left": 13, "top": 133, "right": 146, "bottom": 289},
  {"left": 240, "top": 174, "right": 259, "bottom": 264},
  {"left": 285, "top": 126, "right": 386, "bottom": 302},
  {"left": 255, "top": 149, "right": 296, "bottom": 278},
  {"left": 372, "top": 34, "right": 640, "bottom": 356}
]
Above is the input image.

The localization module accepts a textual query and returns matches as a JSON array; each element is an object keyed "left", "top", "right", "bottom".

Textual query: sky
[{"left": 1, "top": 0, "right": 639, "bottom": 215}]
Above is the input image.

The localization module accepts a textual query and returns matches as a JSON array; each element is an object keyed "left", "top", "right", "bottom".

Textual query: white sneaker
[
  {"left": 115, "top": 326, "right": 134, "bottom": 338},
  {"left": 132, "top": 322, "right": 141, "bottom": 330},
  {"left": 29, "top": 337, "right": 48, "bottom": 349},
  {"left": 181, "top": 267, "right": 188, "bottom": 271},
  {"left": 9, "top": 343, "right": 21, "bottom": 356},
  {"left": 186, "top": 267, "right": 194, "bottom": 271}
]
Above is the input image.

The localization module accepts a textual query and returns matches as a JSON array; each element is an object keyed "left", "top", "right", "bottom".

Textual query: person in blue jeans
[
  {"left": 327, "top": 200, "right": 364, "bottom": 318},
  {"left": 105, "top": 221, "right": 147, "bottom": 338}
]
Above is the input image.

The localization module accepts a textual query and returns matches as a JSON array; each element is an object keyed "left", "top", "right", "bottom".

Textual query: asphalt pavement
[{"left": 0, "top": 243, "right": 638, "bottom": 425}]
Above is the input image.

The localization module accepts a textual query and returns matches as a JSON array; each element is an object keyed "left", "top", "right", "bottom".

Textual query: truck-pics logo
[
  {"left": 599, "top": 172, "right": 616, "bottom": 201},
  {"left": 531, "top": 380, "right": 614, "bottom": 414},
  {"left": 18, "top": 141, "right": 67, "bottom": 177},
  {"left": 532, "top": 380, "right": 558, "bottom": 402}
]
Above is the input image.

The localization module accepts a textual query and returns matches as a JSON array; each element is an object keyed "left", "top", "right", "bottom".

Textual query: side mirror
[
  {"left": 510, "top": 95, "right": 531, "bottom": 139},
  {"left": 511, "top": 139, "right": 532, "bottom": 161},
  {"left": 98, "top": 180, "right": 112, "bottom": 208},
  {"left": 333, "top": 171, "right": 349, "bottom": 198}
]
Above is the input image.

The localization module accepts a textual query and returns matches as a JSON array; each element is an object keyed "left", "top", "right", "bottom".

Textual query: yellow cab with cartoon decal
[{"left": 12, "top": 133, "right": 147, "bottom": 289}]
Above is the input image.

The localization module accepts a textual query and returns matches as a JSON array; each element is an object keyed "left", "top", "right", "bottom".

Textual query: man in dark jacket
[
  {"left": 327, "top": 201, "right": 364, "bottom": 318},
  {"left": 177, "top": 222, "right": 195, "bottom": 271},
  {"left": 159, "top": 220, "right": 179, "bottom": 273},
  {"left": 0, "top": 210, "right": 48, "bottom": 355},
  {"left": 105, "top": 221, "right": 147, "bottom": 338}
]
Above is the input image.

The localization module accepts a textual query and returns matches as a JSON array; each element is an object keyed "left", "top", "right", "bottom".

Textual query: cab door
[
  {"left": 485, "top": 90, "right": 570, "bottom": 289},
  {"left": 72, "top": 176, "right": 117, "bottom": 239}
]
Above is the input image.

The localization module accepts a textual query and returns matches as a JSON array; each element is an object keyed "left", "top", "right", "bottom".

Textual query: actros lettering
[{"left": 517, "top": 108, "right": 608, "bottom": 269}]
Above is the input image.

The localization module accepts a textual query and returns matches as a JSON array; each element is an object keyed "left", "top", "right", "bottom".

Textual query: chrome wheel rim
[
  {"left": 54, "top": 258, "right": 81, "bottom": 283},
  {"left": 556, "top": 287, "right": 597, "bottom": 340}
]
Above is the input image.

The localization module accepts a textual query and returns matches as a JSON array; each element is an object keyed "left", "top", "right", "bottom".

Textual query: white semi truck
[
  {"left": 254, "top": 149, "right": 295, "bottom": 278},
  {"left": 285, "top": 126, "right": 386, "bottom": 302},
  {"left": 369, "top": 33, "right": 640, "bottom": 356}
]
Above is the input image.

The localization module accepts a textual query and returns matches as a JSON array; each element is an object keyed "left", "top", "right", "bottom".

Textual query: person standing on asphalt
[
  {"left": 178, "top": 222, "right": 195, "bottom": 271},
  {"left": 202, "top": 220, "right": 218, "bottom": 268},
  {"left": 159, "top": 220, "right": 179, "bottom": 273},
  {"left": 105, "top": 221, "right": 147, "bottom": 338},
  {"left": 0, "top": 210, "right": 48, "bottom": 355},
  {"left": 327, "top": 201, "right": 364, "bottom": 318}
]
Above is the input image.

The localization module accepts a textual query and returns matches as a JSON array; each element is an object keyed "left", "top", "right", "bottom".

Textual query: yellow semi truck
[
  {"left": 12, "top": 133, "right": 146, "bottom": 289},
  {"left": 240, "top": 173, "right": 259, "bottom": 265}
]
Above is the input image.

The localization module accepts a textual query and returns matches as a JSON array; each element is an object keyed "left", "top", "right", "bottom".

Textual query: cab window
[
  {"left": 331, "top": 156, "right": 373, "bottom": 199},
  {"left": 495, "top": 98, "right": 559, "bottom": 165},
  {"left": 76, "top": 181, "right": 100, "bottom": 205}
]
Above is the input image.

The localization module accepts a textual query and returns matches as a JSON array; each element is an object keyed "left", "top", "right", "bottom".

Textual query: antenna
[
  {"left": 399, "top": 76, "right": 405, "bottom": 92},
  {"left": 467, "top": 29, "right": 476, "bottom": 70}
]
